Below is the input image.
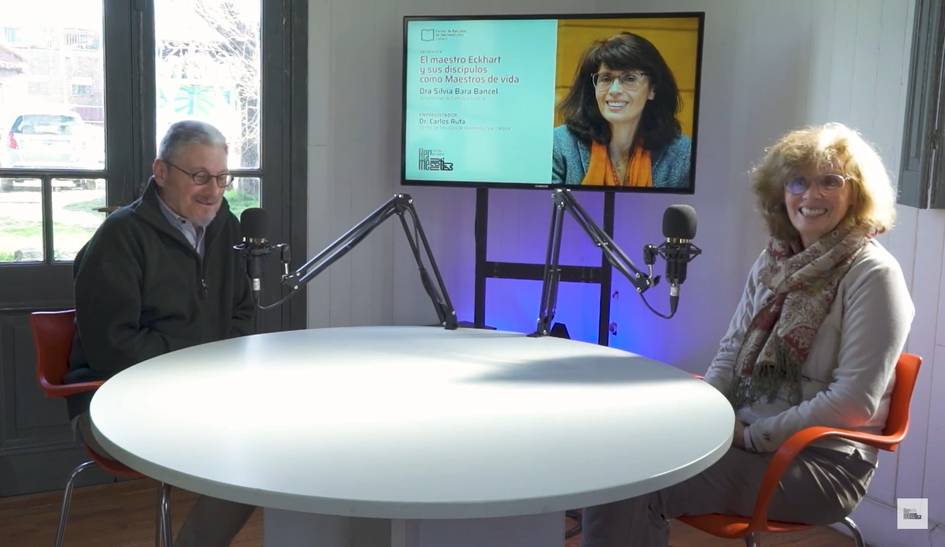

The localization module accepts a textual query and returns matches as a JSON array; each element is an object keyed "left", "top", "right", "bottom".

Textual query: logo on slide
[
  {"left": 896, "top": 498, "right": 928, "bottom": 529},
  {"left": 419, "top": 148, "right": 454, "bottom": 171},
  {"left": 421, "top": 29, "right": 434, "bottom": 41}
]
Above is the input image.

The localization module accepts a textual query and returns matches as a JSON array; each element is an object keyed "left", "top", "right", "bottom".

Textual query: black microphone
[
  {"left": 239, "top": 207, "right": 270, "bottom": 296},
  {"left": 659, "top": 205, "right": 701, "bottom": 313}
]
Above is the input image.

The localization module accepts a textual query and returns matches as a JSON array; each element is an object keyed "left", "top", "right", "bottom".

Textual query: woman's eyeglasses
[
  {"left": 784, "top": 174, "right": 848, "bottom": 195},
  {"left": 164, "top": 160, "right": 234, "bottom": 188},
  {"left": 591, "top": 71, "right": 648, "bottom": 92}
]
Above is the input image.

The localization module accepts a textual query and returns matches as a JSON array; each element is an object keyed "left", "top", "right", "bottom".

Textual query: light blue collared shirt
[{"left": 155, "top": 193, "right": 205, "bottom": 258}]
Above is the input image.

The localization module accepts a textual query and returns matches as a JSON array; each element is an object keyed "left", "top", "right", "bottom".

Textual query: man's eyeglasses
[
  {"left": 784, "top": 173, "right": 849, "bottom": 195},
  {"left": 164, "top": 160, "right": 233, "bottom": 188},
  {"left": 591, "top": 70, "right": 648, "bottom": 92}
]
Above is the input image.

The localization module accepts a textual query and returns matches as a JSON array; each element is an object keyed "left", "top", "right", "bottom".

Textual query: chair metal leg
[
  {"left": 155, "top": 497, "right": 161, "bottom": 547},
  {"left": 565, "top": 509, "right": 582, "bottom": 538},
  {"left": 155, "top": 485, "right": 163, "bottom": 547},
  {"left": 55, "top": 460, "right": 97, "bottom": 547},
  {"left": 158, "top": 482, "right": 173, "bottom": 547},
  {"left": 743, "top": 532, "right": 759, "bottom": 547},
  {"left": 841, "top": 516, "right": 865, "bottom": 547}
]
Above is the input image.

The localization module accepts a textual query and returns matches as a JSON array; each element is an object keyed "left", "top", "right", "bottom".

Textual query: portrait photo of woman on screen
[{"left": 552, "top": 31, "right": 692, "bottom": 189}]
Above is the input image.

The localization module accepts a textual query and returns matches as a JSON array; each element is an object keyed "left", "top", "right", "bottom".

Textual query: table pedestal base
[{"left": 264, "top": 509, "right": 566, "bottom": 547}]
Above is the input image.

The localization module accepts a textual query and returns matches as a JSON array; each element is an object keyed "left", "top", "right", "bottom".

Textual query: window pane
[
  {"left": 0, "top": 2, "right": 105, "bottom": 170},
  {"left": 155, "top": 0, "right": 262, "bottom": 169},
  {"left": 52, "top": 178, "right": 105, "bottom": 262},
  {"left": 224, "top": 176, "right": 260, "bottom": 220},
  {"left": 0, "top": 179, "right": 43, "bottom": 262}
]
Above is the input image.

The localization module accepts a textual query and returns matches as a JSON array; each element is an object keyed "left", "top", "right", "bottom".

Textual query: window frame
[
  {"left": 898, "top": 0, "right": 945, "bottom": 209},
  {"left": 0, "top": 0, "right": 307, "bottom": 333}
]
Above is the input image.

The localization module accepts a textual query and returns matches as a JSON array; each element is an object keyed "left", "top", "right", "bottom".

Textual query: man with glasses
[{"left": 66, "top": 120, "right": 256, "bottom": 546}]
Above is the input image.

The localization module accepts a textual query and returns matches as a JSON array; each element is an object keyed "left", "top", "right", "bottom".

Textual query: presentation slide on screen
[
  {"left": 404, "top": 15, "right": 702, "bottom": 190},
  {"left": 404, "top": 19, "right": 558, "bottom": 184}
]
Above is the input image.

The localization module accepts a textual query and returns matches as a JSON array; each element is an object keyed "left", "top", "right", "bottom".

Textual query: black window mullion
[
  {"left": 102, "top": 0, "right": 154, "bottom": 206},
  {"left": 40, "top": 176, "right": 54, "bottom": 264},
  {"left": 103, "top": 0, "right": 136, "bottom": 206},
  {"left": 134, "top": 0, "right": 156, "bottom": 193},
  {"left": 255, "top": 0, "right": 307, "bottom": 333}
]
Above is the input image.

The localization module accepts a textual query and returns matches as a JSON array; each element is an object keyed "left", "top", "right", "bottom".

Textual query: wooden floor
[{"left": 0, "top": 479, "right": 853, "bottom": 547}]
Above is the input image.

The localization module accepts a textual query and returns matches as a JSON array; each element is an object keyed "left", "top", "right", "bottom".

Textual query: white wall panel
[
  {"left": 871, "top": 0, "right": 914, "bottom": 175},
  {"left": 927, "top": 344, "right": 945, "bottom": 525},
  {"left": 896, "top": 211, "right": 945, "bottom": 507},
  {"left": 307, "top": 144, "right": 333, "bottom": 328}
]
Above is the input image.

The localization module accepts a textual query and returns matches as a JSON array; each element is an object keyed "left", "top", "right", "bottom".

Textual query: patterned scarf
[{"left": 728, "top": 223, "right": 871, "bottom": 409}]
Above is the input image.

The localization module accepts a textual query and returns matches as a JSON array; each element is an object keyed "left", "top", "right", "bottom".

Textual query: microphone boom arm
[
  {"left": 281, "top": 194, "right": 458, "bottom": 329},
  {"left": 534, "top": 189, "right": 658, "bottom": 336}
]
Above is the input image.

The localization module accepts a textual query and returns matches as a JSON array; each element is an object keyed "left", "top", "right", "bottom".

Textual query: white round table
[{"left": 91, "top": 326, "right": 733, "bottom": 547}]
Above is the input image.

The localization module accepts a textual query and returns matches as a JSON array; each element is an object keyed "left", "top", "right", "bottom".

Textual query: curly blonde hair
[{"left": 751, "top": 123, "right": 896, "bottom": 242}]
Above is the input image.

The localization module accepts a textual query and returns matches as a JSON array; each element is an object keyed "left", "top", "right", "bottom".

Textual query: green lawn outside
[
  {"left": 225, "top": 190, "right": 260, "bottom": 219},
  {"left": 64, "top": 198, "right": 106, "bottom": 213},
  {"left": 2, "top": 189, "right": 258, "bottom": 263}
]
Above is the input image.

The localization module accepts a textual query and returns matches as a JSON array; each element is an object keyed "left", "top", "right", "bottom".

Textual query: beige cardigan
[{"left": 702, "top": 239, "right": 914, "bottom": 463}]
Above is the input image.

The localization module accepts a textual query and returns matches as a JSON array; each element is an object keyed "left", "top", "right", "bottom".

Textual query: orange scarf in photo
[{"left": 582, "top": 140, "right": 653, "bottom": 187}]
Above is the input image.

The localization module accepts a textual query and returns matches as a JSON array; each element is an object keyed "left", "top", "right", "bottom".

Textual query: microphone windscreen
[
  {"left": 240, "top": 207, "right": 268, "bottom": 241},
  {"left": 662, "top": 205, "right": 697, "bottom": 239}
]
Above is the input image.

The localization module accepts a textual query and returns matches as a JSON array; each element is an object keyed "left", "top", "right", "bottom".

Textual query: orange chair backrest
[
  {"left": 30, "top": 309, "right": 76, "bottom": 391},
  {"left": 881, "top": 352, "right": 922, "bottom": 450}
]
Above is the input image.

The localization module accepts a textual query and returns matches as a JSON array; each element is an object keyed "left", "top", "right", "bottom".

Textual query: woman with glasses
[
  {"left": 552, "top": 32, "right": 690, "bottom": 188},
  {"left": 581, "top": 123, "right": 913, "bottom": 546}
]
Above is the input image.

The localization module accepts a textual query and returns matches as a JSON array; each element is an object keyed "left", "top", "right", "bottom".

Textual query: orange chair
[
  {"left": 31, "top": 309, "right": 173, "bottom": 547},
  {"left": 679, "top": 352, "right": 922, "bottom": 547}
]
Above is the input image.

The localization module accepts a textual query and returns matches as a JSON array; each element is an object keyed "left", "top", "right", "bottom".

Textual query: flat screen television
[{"left": 401, "top": 13, "right": 704, "bottom": 193}]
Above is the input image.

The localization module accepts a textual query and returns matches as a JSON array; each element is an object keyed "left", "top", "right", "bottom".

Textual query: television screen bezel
[{"left": 400, "top": 12, "right": 705, "bottom": 194}]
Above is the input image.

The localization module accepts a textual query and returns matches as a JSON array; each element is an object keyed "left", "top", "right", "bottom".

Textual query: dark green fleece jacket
[{"left": 66, "top": 179, "right": 254, "bottom": 416}]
